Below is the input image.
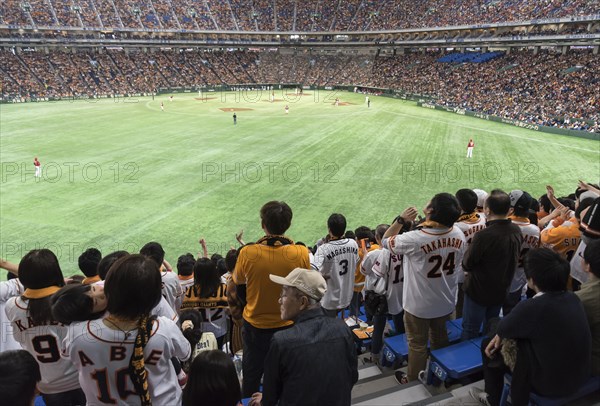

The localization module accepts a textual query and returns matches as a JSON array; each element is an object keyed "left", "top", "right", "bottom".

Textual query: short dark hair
[
  {"left": 260, "top": 201, "right": 292, "bottom": 235},
  {"left": 97, "top": 251, "right": 129, "bottom": 280},
  {"left": 584, "top": 239, "right": 600, "bottom": 278},
  {"left": 177, "top": 253, "right": 196, "bottom": 277},
  {"left": 328, "top": 213, "right": 347, "bottom": 238},
  {"left": 224, "top": 249, "right": 238, "bottom": 272},
  {"left": 0, "top": 350, "right": 41, "bottom": 406},
  {"left": 78, "top": 248, "right": 102, "bottom": 277},
  {"left": 140, "top": 242, "right": 165, "bottom": 266},
  {"left": 486, "top": 189, "right": 511, "bottom": 216},
  {"left": 354, "top": 226, "right": 373, "bottom": 242},
  {"left": 524, "top": 248, "right": 569, "bottom": 292},
  {"left": 575, "top": 198, "right": 595, "bottom": 220},
  {"left": 105, "top": 254, "right": 162, "bottom": 319},
  {"left": 216, "top": 258, "right": 228, "bottom": 277},
  {"left": 51, "top": 284, "right": 103, "bottom": 324},
  {"left": 344, "top": 230, "right": 356, "bottom": 240},
  {"left": 182, "top": 350, "right": 241, "bottom": 406},
  {"left": 558, "top": 198, "right": 575, "bottom": 211},
  {"left": 539, "top": 195, "right": 552, "bottom": 213},
  {"left": 375, "top": 224, "right": 390, "bottom": 241},
  {"left": 455, "top": 189, "right": 478, "bottom": 214},
  {"left": 18, "top": 249, "right": 65, "bottom": 325},
  {"left": 429, "top": 193, "right": 461, "bottom": 227}
]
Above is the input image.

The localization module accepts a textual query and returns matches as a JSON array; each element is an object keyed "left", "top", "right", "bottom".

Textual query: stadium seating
[
  {"left": 499, "top": 374, "right": 600, "bottom": 406},
  {"left": 425, "top": 336, "right": 485, "bottom": 385}
]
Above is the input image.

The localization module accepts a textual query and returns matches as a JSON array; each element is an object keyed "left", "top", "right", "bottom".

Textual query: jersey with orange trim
[
  {"left": 454, "top": 213, "right": 487, "bottom": 283},
  {"left": 5, "top": 296, "right": 81, "bottom": 394},
  {"left": 381, "top": 226, "right": 466, "bottom": 318},
  {"left": 64, "top": 317, "right": 191, "bottom": 406},
  {"left": 372, "top": 248, "right": 404, "bottom": 315},
  {"left": 540, "top": 218, "right": 581, "bottom": 261},
  {"left": 0, "top": 279, "right": 24, "bottom": 352},
  {"left": 180, "top": 283, "right": 229, "bottom": 338},
  {"left": 354, "top": 242, "right": 379, "bottom": 293},
  {"left": 509, "top": 216, "right": 540, "bottom": 292},
  {"left": 233, "top": 238, "right": 310, "bottom": 329}
]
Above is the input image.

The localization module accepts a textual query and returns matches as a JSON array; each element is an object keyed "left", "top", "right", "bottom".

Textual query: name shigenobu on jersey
[
  {"left": 420, "top": 237, "right": 464, "bottom": 254},
  {"left": 326, "top": 246, "right": 359, "bottom": 260}
]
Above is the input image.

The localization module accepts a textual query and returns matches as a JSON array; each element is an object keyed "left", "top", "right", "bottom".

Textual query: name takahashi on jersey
[{"left": 420, "top": 237, "right": 464, "bottom": 254}]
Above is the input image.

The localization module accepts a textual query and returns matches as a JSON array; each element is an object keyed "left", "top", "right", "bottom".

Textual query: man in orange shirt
[{"left": 230, "top": 201, "right": 310, "bottom": 397}]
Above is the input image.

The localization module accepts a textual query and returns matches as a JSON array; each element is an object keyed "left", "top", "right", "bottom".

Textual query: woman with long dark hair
[
  {"left": 4, "top": 249, "right": 86, "bottom": 406},
  {"left": 182, "top": 350, "right": 242, "bottom": 406},
  {"left": 181, "top": 258, "right": 229, "bottom": 349},
  {"left": 64, "top": 254, "right": 191, "bottom": 405}
]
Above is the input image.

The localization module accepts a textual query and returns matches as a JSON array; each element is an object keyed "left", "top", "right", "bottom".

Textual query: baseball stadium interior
[{"left": 0, "top": 1, "right": 599, "bottom": 406}]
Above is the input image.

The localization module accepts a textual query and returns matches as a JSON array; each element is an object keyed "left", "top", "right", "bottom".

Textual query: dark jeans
[
  {"left": 371, "top": 312, "right": 405, "bottom": 356},
  {"left": 349, "top": 291, "right": 361, "bottom": 317},
  {"left": 481, "top": 337, "right": 531, "bottom": 406},
  {"left": 241, "top": 320, "right": 288, "bottom": 397},
  {"left": 42, "top": 388, "right": 86, "bottom": 406},
  {"left": 461, "top": 293, "right": 502, "bottom": 340}
]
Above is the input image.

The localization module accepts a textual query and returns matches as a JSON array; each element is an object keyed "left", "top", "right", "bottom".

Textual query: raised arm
[{"left": 0, "top": 258, "right": 19, "bottom": 276}]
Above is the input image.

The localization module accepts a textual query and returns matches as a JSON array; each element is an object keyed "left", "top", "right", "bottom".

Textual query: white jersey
[
  {"left": 570, "top": 241, "right": 588, "bottom": 284},
  {"left": 64, "top": 316, "right": 191, "bottom": 406},
  {"left": 0, "top": 279, "right": 24, "bottom": 352},
  {"left": 5, "top": 296, "right": 81, "bottom": 394},
  {"left": 454, "top": 213, "right": 487, "bottom": 283},
  {"left": 161, "top": 271, "right": 184, "bottom": 313},
  {"left": 178, "top": 275, "right": 195, "bottom": 293},
  {"left": 311, "top": 238, "right": 359, "bottom": 310},
  {"left": 382, "top": 226, "right": 466, "bottom": 319},
  {"left": 372, "top": 248, "right": 404, "bottom": 315},
  {"left": 152, "top": 296, "right": 179, "bottom": 323},
  {"left": 509, "top": 217, "right": 541, "bottom": 292}
]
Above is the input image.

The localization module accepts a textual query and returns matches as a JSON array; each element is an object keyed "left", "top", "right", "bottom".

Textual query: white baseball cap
[
  {"left": 472, "top": 189, "right": 488, "bottom": 208},
  {"left": 269, "top": 268, "right": 327, "bottom": 300}
]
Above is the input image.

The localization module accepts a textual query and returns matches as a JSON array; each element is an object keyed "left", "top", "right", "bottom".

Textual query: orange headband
[{"left": 23, "top": 286, "right": 62, "bottom": 299}]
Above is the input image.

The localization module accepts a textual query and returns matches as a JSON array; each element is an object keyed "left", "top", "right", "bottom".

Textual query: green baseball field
[{"left": 1, "top": 90, "right": 598, "bottom": 277}]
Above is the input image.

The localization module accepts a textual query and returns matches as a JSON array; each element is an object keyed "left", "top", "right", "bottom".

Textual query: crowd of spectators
[
  {"left": 1, "top": 183, "right": 599, "bottom": 405},
  {"left": 1, "top": 48, "right": 598, "bottom": 131},
  {"left": 1, "top": 0, "right": 598, "bottom": 31}
]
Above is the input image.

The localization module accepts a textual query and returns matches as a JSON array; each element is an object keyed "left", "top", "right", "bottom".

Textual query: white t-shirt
[
  {"left": 373, "top": 248, "right": 404, "bottom": 315},
  {"left": 64, "top": 316, "right": 191, "bottom": 406},
  {"left": 5, "top": 296, "right": 81, "bottom": 394},
  {"left": 382, "top": 226, "right": 466, "bottom": 319},
  {"left": 0, "top": 279, "right": 24, "bottom": 352},
  {"left": 311, "top": 238, "right": 359, "bottom": 310},
  {"left": 509, "top": 218, "right": 541, "bottom": 292}
]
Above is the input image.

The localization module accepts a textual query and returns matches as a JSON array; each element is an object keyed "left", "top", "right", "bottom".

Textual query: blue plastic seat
[{"left": 426, "top": 339, "right": 483, "bottom": 384}]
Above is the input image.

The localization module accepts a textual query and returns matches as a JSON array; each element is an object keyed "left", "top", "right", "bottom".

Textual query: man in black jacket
[
  {"left": 249, "top": 268, "right": 358, "bottom": 406},
  {"left": 470, "top": 248, "right": 591, "bottom": 406},
  {"left": 462, "top": 190, "right": 523, "bottom": 339}
]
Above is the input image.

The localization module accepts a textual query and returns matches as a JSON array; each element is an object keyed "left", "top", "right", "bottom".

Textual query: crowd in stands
[
  {"left": 0, "top": 181, "right": 599, "bottom": 406},
  {"left": 0, "top": 0, "right": 598, "bottom": 31},
  {"left": 1, "top": 47, "right": 598, "bottom": 132}
]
